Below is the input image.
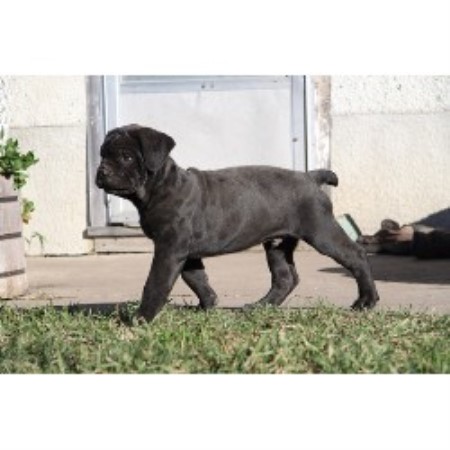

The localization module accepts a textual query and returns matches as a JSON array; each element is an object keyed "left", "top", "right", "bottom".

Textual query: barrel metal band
[
  {"left": 0, "top": 195, "right": 19, "bottom": 203},
  {"left": 0, "top": 268, "right": 26, "bottom": 279},
  {"left": 0, "top": 232, "right": 22, "bottom": 241}
]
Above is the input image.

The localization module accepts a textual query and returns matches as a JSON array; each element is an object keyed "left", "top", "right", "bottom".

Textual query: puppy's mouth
[
  {"left": 96, "top": 173, "right": 134, "bottom": 196},
  {"left": 102, "top": 187, "right": 135, "bottom": 196}
]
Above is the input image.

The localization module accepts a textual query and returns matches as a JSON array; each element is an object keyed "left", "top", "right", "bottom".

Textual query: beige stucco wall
[
  {"left": 330, "top": 76, "right": 450, "bottom": 234},
  {"left": 8, "top": 76, "right": 92, "bottom": 255}
]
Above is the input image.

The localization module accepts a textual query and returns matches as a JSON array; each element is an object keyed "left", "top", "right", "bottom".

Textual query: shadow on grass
[
  {"left": 1, "top": 299, "right": 323, "bottom": 328},
  {"left": 0, "top": 301, "right": 139, "bottom": 326},
  {"left": 62, "top": 301, "right": 260, "bottom": 325},
  {"left": 0, "top": 301, "right": 241, "bottom": 327}
]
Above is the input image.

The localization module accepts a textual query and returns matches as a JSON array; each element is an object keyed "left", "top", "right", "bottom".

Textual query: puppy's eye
[{"left": 121, "top": 152, "right": 134, "bottom": 163}]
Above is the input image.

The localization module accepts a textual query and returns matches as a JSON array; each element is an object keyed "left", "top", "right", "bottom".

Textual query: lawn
[{"left": 0, "top": 302, "right": 448, "bottom": 373}]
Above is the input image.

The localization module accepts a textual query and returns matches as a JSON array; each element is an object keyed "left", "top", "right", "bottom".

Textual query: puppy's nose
[
  {"left": 96, "top": 171, "right": 105, "bottom": 188},
  {"left": 96, "top": 164, "right": 111, "bottom": 188}
]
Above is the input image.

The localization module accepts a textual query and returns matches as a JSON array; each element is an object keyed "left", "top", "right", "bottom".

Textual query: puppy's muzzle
[{"left": 96, "top": 163, "right": 114, "bottom": 189}]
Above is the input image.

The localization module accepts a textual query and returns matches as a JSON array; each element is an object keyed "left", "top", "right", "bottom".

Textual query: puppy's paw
[
  {"left": 199, "top": 294, "right": 218, "bottom": 311},
  {"left": 133, "top": 307, "right": 157, "bottom": 325},
  {"left": 351, "top": 296, "right": 379, "bottom": 311}
]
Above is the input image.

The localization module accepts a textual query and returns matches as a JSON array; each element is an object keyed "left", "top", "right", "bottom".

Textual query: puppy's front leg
[{"left": 137, "top": 245, "right": 186, "bottom": 322}]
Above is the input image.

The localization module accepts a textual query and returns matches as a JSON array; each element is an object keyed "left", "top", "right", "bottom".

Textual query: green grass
[{"left": 0, "top": 302, "right": 448, "bottom": 373}]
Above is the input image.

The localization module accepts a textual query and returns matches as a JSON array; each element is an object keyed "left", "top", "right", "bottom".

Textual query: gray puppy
[{"left": 96, "top": 124, "right": 379, "bottom": 322}]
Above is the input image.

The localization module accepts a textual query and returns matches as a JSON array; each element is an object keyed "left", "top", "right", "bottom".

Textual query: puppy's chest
[{"left": 139, "top": 206, "right": 193, "bottom": 242}]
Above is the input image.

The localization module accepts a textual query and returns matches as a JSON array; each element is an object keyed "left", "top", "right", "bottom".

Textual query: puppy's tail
[{"left": 308, "top": 169, "right": 339, "bottom": 187}]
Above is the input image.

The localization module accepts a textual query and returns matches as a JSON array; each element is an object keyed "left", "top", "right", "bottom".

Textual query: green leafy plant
[
  {"left": 24, "top": 231, "right": 46, "bottom": 253},
  {"left": 0, "top": 130, "right": 39, "bottom": 222},
  {"left": 0, "top": 135, "right": 38, "bottom": 190},
  {"left": 21, "top": 198, "right": 36, "bottom": 224}
]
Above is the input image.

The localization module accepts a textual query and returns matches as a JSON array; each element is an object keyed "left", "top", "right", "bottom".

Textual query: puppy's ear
[{"left": 132, "top": 126, "right": 176, "bottom": 173}]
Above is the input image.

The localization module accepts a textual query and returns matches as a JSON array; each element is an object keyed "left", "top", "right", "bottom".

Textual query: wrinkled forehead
[{"left": 100, "top": 130, "right": 137, "bottom": 157}]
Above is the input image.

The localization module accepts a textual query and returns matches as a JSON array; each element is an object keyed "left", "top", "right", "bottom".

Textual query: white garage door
[{"left": 103, "top": 76, "right": 305, "bottom": 226}]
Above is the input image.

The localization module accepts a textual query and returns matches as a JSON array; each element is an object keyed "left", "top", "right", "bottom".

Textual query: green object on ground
[{"left": 337, "top": 214, "right": 362, "bottom": 241}]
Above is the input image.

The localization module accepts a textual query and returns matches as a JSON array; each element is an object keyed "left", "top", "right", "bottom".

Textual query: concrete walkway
[{"left": 8, "top": 251, "right": 450, "bottom": 314}]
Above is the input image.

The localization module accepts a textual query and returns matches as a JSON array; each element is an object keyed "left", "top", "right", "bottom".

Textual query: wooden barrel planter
[{"left": 0, "top": 175, "right": 28, "bottom": 298}]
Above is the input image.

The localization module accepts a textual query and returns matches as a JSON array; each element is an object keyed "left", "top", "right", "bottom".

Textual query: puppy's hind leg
[
  {"left": 303, "top": 214, "right": 379, "bottom": 310},
  {"left": 252, "top": 236, "right": 299, "bottom": 307},
  {"left": 182, "top": 258, "right": 218, "bottom": 310}
]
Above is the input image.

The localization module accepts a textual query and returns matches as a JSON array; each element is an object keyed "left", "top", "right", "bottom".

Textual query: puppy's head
[{"left": 96, "top": 124, "right": 176, "bottom": 198}]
